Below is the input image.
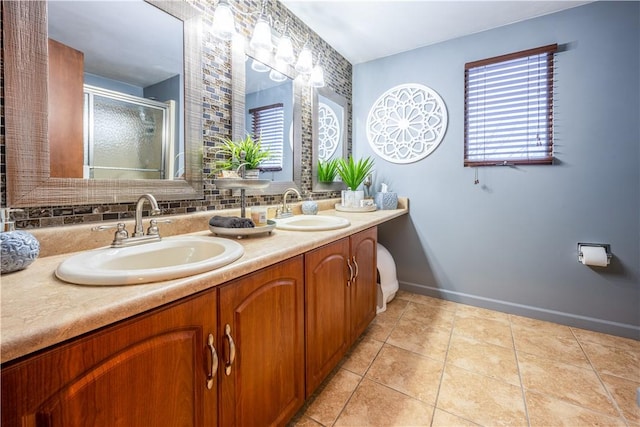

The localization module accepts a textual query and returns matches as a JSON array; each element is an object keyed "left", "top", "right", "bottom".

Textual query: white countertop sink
[
  {"left": 55, "top": 236, "right": 244, "bottom": 286},
  {"left": 274, "top": 215, "right": 350, "bottom": 231}
]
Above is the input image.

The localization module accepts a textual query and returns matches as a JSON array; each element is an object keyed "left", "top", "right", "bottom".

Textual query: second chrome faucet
[{"left": 277, "top": 188, "right": 302, "bottom": 219}]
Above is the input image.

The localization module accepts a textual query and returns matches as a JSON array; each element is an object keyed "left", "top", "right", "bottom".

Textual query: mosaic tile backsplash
[{"left": 0, "top": 0, "right": 352, "bottom": 229}]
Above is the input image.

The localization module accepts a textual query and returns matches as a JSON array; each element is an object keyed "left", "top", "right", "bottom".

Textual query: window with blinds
[
  {"left": 464, "top": 44, "right": 557, "bottom": 166},
  {"left": 249, "top": 103, "right": 284, "bottom": 171}
]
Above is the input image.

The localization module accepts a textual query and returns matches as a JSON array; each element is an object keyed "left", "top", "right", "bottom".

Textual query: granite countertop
[{"left": 1, "top": 198, "right": 408, "bottom": 364}]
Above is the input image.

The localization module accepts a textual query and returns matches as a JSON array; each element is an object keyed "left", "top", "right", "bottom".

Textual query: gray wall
[{"left": 353, "top": 1, "right": 639, "bottom": 338}]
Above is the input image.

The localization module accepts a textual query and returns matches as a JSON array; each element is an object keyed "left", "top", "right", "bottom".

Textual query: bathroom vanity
[{"left": 0, "top": 200, "right": 407, "bottom": 426}]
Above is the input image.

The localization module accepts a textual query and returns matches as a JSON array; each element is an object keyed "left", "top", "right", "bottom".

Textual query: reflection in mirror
[
  {"left": 312, "top": 87, "right": 348, "bottom": 191},
  {"left": 245, "top": 56, "right": 293, "bottom": 182},
  {"left": 47, "top": 1, "right": 184, "bottom": 180},
  {"left": 231, "top": 36, "right": 302, "bottom": 195},
  {"left": 4, "top": 0, "right": 203, "bottom": 207}
]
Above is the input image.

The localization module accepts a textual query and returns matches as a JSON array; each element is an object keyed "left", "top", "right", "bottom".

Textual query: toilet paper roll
[{"left": 580, "top": 246, "right": 608, "bottom": 267}]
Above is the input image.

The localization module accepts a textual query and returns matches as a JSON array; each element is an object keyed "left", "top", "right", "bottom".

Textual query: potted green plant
[
  {"left": 213, "top": 135, "right": 271, "bottom": 179},
  {"left": 317, "top": 158, "right": 340, "bottom": 183},
  {"left": 336, "top": 156, "right": 374, "bottom": 207}
]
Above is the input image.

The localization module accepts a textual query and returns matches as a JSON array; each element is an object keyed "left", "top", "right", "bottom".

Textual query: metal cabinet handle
[
  {"left": 206, "top": 333, "right": 218, "bottom": 390},
  {"left": 224, "top": 324, "right": 236, "bottom": 376},
  {"left": 346, "top": 258, "right": 354, "bottom": 286},
  {"left": 352, "top": 256, "right": 359, "bottom": 280}
]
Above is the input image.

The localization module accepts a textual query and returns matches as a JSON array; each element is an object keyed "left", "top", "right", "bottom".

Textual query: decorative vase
[
  {"left": 341, "top": 190, "right": 364, "bottom": 208},
  {"left": 243, "top": 169, "right": 260, "bottom": 179},
  {"left": 1, "top": 230, "right": 40, "bottom": 274},
  {"left": 301, "top": 198, "right": 318, "bottom": 215}
]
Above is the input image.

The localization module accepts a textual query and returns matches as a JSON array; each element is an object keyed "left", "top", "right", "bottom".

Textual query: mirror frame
[
  {"left": 311, "top": 86, "right": 348, "bottom": 192},
  {"left": 231, "top": 35, "right": 302, "bottom": 195},
  {"left": 3, "top": 0, "right": 204, "bottom": 207}
]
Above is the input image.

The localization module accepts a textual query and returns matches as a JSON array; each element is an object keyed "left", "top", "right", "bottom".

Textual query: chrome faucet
[
  {"left": 277, "top": 187, "right": 302, "bottom": 218},
  {"left": 92, "top": 193, "right": 170, "bottom": 247},
  {"left": 134, "top": 193, "right": 161, "bottom": 237}
]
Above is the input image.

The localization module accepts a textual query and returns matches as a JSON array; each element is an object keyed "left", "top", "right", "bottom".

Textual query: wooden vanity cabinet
[
  {"left": 1, "top": 228, "right": 376, "bottom": 426},
  {"left": 218, "top": 256, "right": 305, "bottom": 427},
  {"left": 0, "top": 290, "right": 219, "bottom": 427},
  {"left": 304, "top": 227, "right": 377, "bottom": 396}
]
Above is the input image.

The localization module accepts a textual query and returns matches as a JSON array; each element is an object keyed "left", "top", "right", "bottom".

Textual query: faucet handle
[
  {"left": 147, "top": 219, "right": 172, "bottom": 236},
  {"left": 92, "top": 223, "right": 129, "bottom": 244}
]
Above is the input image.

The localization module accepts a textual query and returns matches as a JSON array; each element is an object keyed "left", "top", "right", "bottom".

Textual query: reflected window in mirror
[
  {"left": 47, "top": 0, "right": 184, "bottom": 180},
  {"left": 250, "top": 103, "right": 284, "bottom": 172},
  {"left": 312, "top": 87, "right": 349, "bottom": 191},
  {"left": 244, "top": 56, "right": 293, "bottom": 182}
]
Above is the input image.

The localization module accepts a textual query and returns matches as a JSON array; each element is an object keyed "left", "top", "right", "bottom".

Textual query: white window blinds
[
  {"left": 250, "top": 103, "right": 284, "bottom": 171},
  {"left": 464, "top": 44, "right": 557, "bottom": 166}
]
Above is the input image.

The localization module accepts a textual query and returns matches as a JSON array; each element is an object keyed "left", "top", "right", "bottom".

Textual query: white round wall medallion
[
  {"left": 366, "top": 83, "right": 448, "bottom": 164},
  {"left": 317, "top": 102, "right": 340, "bottom": 161}
]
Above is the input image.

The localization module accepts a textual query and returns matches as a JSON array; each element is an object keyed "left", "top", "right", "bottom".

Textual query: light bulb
[
  {"left": 295, "top": 44, "right": 313, "bottom": 75},
  {"left": 249, "top": 16, "right": 273, "bottom": 52},
  {"left": 211, "top": 0, "right": 235, "bottom": 41},
  {"left": 275, "top": 35, "right": 295, "bottom": 65}
]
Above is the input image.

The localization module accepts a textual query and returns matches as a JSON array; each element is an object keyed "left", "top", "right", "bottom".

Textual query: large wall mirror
[
  {"left": 311, "top": 87, "right": 348, "bottom": 192},
  {"left": 4, "top": 0, "right": 203, "bottom": 207},
  {"left": 231, "top": 36, "right": 302, "bottom": 194}
]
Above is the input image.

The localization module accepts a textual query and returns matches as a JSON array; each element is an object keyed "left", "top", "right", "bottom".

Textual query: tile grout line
[
  {"left": 328, "top": 296, "right": 411, "bottom": 426},
  {"left": 509, "top": 313, "right": 532, "bottom": 427},
  {"left": 428, "top": 301, "right": 462, "bottom": 427},
  {"left": 569, "top": 327, "right": 631, "bottom": 426}
]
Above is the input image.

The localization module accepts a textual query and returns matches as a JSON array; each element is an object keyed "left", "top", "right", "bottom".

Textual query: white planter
[{"left": 341, "top": 190, "right": 364, "bottom": 208}]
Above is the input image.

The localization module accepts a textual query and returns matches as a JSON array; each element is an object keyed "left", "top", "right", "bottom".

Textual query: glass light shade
[
  {"left": 269, "top": 69, "right": 287, "bottom": 82},
  {"left": 211, "top": 1, "right": 235, "bottom": 41},
  {"left": 269, "top": 59, "right": 288, "bottom": 82},
  {"left": 275, "top": 36, "right": 295, "bottom": 65},
  {"left": 249, "top": 17, "right": 273, "bottom": 52},
  {"left": 251, "top": 59, "right": 270, "bottom": 73},
  {"left": 295, "top": 45, "right": 313, "bottom": 75},
  {"left": 309, "top": 64, "right": 325, "bottom": 88}
]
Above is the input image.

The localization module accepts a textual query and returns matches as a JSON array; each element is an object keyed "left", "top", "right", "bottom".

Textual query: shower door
[{"left": 84, "top": 86, "right": 174, "bottom": 180}]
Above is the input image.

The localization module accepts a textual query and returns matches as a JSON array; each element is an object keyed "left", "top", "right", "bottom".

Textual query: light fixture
[
  {"left": 295, "top": 43, "right": 314, "bottom": 75},
  {"left": 309, "top": 62, "right": 325, "bottom": 88},
  {"left": 251, "top": 47, "right": 271, "bottom": 72},
  {"left": 211, "top": 0, "right": 235, "bottom": 41},
  {"left": 269, "top": 58, "right": 289, "bottom": 82},
  {"left": 252, "top": 58, "right": 270, "bottom": 73},
  {"left": 211, "top": 1, "right": 325, "bottom": 85},
  {"left": 275, "top": 21, "right": 295, "bottom": 65},
  {"left": 249, "top": 15, "right": 273, "bottom": 52}
]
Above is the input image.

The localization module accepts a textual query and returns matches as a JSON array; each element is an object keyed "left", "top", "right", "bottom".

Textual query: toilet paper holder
[{"left": 577, "top": 243, "right": 612, "bottom": 265}]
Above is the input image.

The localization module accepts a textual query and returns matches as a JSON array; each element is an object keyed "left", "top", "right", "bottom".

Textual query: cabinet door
[
  {"left": 219, "top": 256, "right": 305, "bottom": 427},
  {"left": 349, "top": 227, "right": 378, "bottom": 342},
  {"left": 304, "top": 238, "right": 351, "bottom": 397},
  {"left": 1, "top": 291, "right": 218, "bottom": 427}
]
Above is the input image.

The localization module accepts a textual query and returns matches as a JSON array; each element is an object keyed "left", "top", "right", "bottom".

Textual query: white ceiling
[{"left": 280, "top": 0, "right": 592, "bottom": 64}]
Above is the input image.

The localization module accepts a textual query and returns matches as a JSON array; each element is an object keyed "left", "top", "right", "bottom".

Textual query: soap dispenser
[{"left": 0, "top": 208, "right": 40, "bottom": 274}]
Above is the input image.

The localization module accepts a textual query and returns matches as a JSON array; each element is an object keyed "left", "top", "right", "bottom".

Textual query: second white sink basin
[
  {"left": 55, "top": 236, "right": 244, "bottom": 286},
  {"left": 275, "top": 215, "right": 350, "bottom": 231}
]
